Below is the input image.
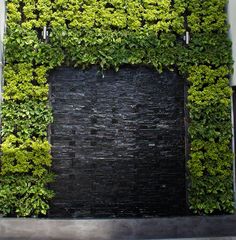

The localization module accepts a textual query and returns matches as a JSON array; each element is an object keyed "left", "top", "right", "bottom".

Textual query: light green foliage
[
  {"left": 3, "top": 64, "right": 49, "bottom": 101},
  {"left": 0, "top": 135, "right": 53, "bottom": 216},
  {"left": 187, "top": 65, "right": 234, "bottom": 214},
  {"left": 188, "top": 0, "right": 228, "bottom": 33},
  {"left": 5, "top": 0, "right": 186, "bottom": 71},
  {"left": 0, "top": 0, "right": 234, "bottom": 216},
  {"left": 48, "top": 0, "right": 186, "bottom": 34},
  {"left": 1, "top": 135, "right": 52, "bottom": 177},
  {"left": 184, "top": 0, "right": 234, "bottom": 215}
]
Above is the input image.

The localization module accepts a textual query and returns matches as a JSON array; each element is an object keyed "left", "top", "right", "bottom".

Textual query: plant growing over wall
[{"left": 0, "top": 0, "right": 234, "bottom": 216}]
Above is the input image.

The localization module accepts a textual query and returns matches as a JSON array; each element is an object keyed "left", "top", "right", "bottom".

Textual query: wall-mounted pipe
[
  {"left": 228, "top": 0, "right": 236, "bottom": 206},
  {"left": 231, "top": 93, "right": 236, "bottom": 207}
]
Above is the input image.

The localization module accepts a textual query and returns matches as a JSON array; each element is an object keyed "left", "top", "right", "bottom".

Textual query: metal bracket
[
  {"left": 42, "top": 26, "right": 49, "bottom": 41},
  {"left": 183, "top": 31, "right": 190, "bottom": 45}
]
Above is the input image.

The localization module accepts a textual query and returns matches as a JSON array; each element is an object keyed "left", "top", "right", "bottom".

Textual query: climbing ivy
[{"left": 0, "top": 0, "right": 234, "bottom": 216}]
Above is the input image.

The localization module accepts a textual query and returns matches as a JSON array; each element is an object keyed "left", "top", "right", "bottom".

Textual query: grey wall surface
[
  {"left": 49, "top": 66, "right": 186, "bottom": 218},
  {"left": 228, "top": 0, "right": 236, "bottom": 205},
  {"left": 0, "top": 0, "right": 5, "bottom": 101},
  {"left": 228, "top": 0, "right": 236, "bottom": 86}
]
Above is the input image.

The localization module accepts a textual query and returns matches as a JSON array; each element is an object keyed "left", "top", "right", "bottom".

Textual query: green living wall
[{"left": 0, "top": 0, "right": 234, "bottom": 217}]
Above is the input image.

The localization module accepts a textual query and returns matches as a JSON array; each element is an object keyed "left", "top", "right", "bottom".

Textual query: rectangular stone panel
[{"left": 49, "top": 65, "right": 186, "bottom": 218}]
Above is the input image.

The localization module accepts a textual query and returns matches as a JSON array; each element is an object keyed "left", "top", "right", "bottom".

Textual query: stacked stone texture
[{"left": 49, "top": 66, "right": 186, "bottom": 218}]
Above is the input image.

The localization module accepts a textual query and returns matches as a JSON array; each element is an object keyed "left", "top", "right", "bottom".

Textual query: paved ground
[
  {"left": 159, "top": 238, "right": 236, "bottom": 240},
  {"left": 1, "top": 216, "right": 236, "bottom": 240},
  {"left": 1, "top": 238, "right": 236, "bottom": 240}
]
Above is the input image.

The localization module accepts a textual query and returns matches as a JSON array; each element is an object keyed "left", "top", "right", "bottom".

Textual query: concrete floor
[
  {"left": 1, "top": 216, "right": 236, "bottom": 240},
  {"left": 160, "top": 238, "right": 236, "bottom": 240},
  {"left": 0, "top": 237, "right": 236, "bottom": 240}
]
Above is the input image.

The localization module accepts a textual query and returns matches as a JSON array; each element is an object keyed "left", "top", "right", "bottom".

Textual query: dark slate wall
[{"left": 48, "top": 65, "right": 187, "bottom": 218}]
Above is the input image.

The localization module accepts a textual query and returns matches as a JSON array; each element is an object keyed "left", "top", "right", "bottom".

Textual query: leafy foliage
[
  {"left": 3, "top": 64, "right": 49, "bottom": 101},
  {"left": 187, "top": 65, "right": 234, "bottom": 213},
  {"left": 0, "top": 135, "right": 54, "bottom": 217},
  {"left": 182, "top": 0, "right": 234, "bottom": 214},
  {"left": 0, "top": 174, "right": 54, "bottom": 217},
  {"left": 188, "top": 0, "right": 228, "bottom": 34},
  {"left": 1, "top": 100, "right": 53, "bottom": 139},
  {"left": 1, "top": 135, "right": 52, "bottom": 177},
  {"left": 0, "top": 0, "right": 234, "bottom": 216},
  {"left": 5, "top": 0, "right": 187, "bottom": 71}
]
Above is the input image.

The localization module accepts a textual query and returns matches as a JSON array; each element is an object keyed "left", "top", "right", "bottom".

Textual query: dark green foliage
[
  {"left": 177, "top": 34, "right": 233, "bottom": 72},
  {"left": 1, "top": 101, "right": 53, "bottom": 139},
  {"left": 5, "top": 27, "right": 64, "bottom": 67},
  {"left": 0, "top": 174, "right": 54, "bottom": 217},
  {"left": 0, "top": 0, "right": 234, "bottom": 216}
]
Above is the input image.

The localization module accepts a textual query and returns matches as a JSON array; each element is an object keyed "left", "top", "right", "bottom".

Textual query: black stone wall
[{"left": 49, "top": 65, "right": 186, "bottom": 218}]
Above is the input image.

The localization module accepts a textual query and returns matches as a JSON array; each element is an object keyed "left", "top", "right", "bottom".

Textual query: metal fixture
[
  {"left": 183, "top": 31, "right": 190, "bottom": 45},
  {"left": 42, "top": 26, "right": 49, "bottom": 41},
  {"left": 228, "top": 0, "right": 236, "bottom": 207}
]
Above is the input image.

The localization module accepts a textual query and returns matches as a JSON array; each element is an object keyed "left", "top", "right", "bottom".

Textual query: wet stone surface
[{"left": 49, "top": 65, "right": 186, "bottom": 218}]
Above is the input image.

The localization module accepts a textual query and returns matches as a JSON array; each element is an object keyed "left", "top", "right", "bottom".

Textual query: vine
[{"left": 0, "top": 0, "right": 234, "bottom": 216}]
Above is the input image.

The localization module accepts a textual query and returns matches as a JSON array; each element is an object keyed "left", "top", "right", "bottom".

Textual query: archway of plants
[{"left": 0, "top": 0, "right": 234, "bottom": 217}]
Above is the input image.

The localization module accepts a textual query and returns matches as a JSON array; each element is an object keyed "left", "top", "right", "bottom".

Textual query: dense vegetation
[{"left": 0, "top": 0, "right": 234, "bottom": 216}]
